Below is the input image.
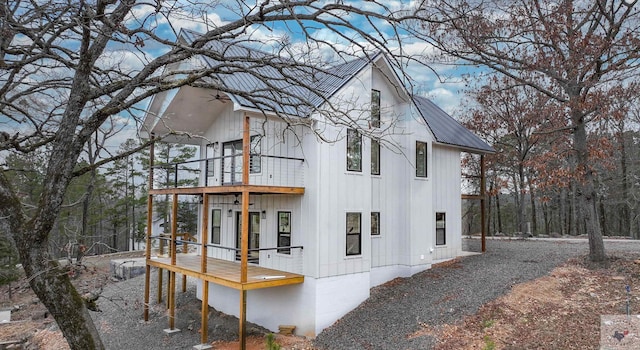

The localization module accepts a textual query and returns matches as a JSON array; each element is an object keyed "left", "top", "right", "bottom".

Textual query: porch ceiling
[{"left": 151, "top": 86, "right": 228, "bottom": 144}]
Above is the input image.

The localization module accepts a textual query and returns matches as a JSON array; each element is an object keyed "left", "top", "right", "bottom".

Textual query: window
[
  {"left": 250, "top": 135, "right": 261, "bottom": 173},
  {"left": 371, "top": 212, "right": 380, "bottom": 236},
  {"left": 347, "top": 129, "right": 362, "bottom": 172},
  {"left": 436, "top": 212, "right": 446, "bottom": 246},
  {"left": 371, "top": 139, "right": 380, "bottom": 175},
  {"left": 211, "top": 209, "right": 221, "bottom": 244},
  {"left": 277, "top": 211, "right": 291, "bottom": 254},
  {"left": 416, "top": 141, "right": 427, "bottom": 177},
  {"left": 371, "top": 89, "right": 380, "bottom": 128},
  {"left": 346, "top": 212, "right": 362, "bottom": 255},
  {"left": 206, "top": 143, "right": 215, "bottom": 177}
]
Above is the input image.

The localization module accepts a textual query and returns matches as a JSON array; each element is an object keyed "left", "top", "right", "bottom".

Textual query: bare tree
[
  {"left": 0, "top": 0, "right": 438, "bottom": 348},
  {"left": 413, "top": 0, "right": 640, "bottom": 262}
]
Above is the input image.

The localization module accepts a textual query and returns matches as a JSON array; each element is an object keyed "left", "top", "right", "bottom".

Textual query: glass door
[
  {"left": 222, "top": 140, "right": 243, "bottom": 185},
  {"left": 235, "top": 211, "right": 260, "bottom": 264}
]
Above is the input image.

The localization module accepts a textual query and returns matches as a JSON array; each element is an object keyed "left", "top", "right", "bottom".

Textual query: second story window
[
  {"left": 371, "top": 89, "right": 380, "bottom": 128},
  {"left": 347, "top": 129, "right": 362, "bottom": 172},
  {"left": 371, "top": 139, "right": 380, "bottom": 175},
  {"left": 416, "top": 141, "right": 427, "bottom": 178}
]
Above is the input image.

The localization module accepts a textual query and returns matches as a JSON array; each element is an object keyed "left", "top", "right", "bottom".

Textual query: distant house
[{"left": 140, "top": 30, "right": 493, "bottom": 346}]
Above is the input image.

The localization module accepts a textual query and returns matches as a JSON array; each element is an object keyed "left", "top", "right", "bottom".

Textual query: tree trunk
[
  {"left": 0, "top": 173, "right": 104, "bottom": 350},
  {"left": 573, "top": 112, "right": 606, "bottom": 261},
  {"left": 528, "top": 181, "right": 537, "bottom": 236}
]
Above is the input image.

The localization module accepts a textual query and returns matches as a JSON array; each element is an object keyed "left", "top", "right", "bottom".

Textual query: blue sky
[{"left": 106, "top": 0, "right": 472, "bottom": 149}]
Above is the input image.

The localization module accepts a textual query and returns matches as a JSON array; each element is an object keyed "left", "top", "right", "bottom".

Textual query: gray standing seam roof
[
  {"left": 413, "top": 95, "right": 494, "bottom": 153},
  {"left": 180, "top": 30, "right": 493, "bottom": 153}
]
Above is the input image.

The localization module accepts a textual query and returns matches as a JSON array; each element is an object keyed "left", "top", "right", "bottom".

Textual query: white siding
[{"left": 432, "top": 145, "right": 463, "bottom": 260}]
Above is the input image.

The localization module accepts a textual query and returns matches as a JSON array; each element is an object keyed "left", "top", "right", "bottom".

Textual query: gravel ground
[
  {"left": 313, "top": 238, "right": 640, "bottom": 350},
  {"left": 90, "top": 238, "right": 640, "bottom": 349},
  {"left": 91, "top": 271, "right": 268, "bottom": 349}
]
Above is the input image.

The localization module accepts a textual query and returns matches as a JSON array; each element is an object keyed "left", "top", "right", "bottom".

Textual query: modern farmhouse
[{"left": 140, "top": 30, "right": 493, "bottom": 348}]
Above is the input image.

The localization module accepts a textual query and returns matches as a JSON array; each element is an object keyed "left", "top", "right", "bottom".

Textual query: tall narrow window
[
  {"left": 211, "top": 209, "right": 221, "bottom": 245},
  {"left": 371, "top": 212, "right": 380, "bottom": 236},
  {"left": 277, "top": 211, "right": 291, "bottom": 254},
  {"left": 371, "top": 89, "right": 380, "bottom": 128},
  {"left": 436, "top": 212, "right": 446, "bottom": 246},
  {"left": 347, "top": 129, "right": 362, "bottom": 172},
  {"left": 346, "top": 212, "right": 362, "bottom": 255},
  {"left": 371, "top": 139, "right": 380, "bottom": 175},
  {"left": 416, "top": 141, "right": 427, "bottom": 177},
  {"left": 250, "top": 135, "right": 261, "bottom": 173},
  {"left": 206, "top": 143, "right": 215, "bottom": 178}
]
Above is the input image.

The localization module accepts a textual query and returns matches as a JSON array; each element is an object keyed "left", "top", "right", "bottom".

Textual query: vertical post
[
  {"left": 169, "top": 271, "right": 176, "bottom": 330},
  {"left": 171, "top": 193, "right": 178, "bottom": 266},
  {"left": 157, "top": 267, "right": 163, "bottom": 303},
  {"left": 239, "top": 114, "right": 250, "bottom": 350},
  {"left": 480, "top": 154, "right": 487, "bottom": 253},
  {"left": 200, "top": 194, "right": 210, "bottom": 346},
  {"left": 144, "top": 134, "right": 155, "bottom": 321},
  {"left": 239, "top": 290, "right": 247, "bottom": 350}
]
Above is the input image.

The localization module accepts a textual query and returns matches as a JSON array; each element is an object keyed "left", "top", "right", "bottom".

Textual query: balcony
[
  {"left": 150, "top": 153, "right": 305, "bottom": 195},
  {"left": 148, "top": 234, "right": 304, "bottom": 290}
]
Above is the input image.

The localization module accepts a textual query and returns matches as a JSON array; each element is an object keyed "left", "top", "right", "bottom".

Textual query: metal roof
[
  {"left": 413, "top": 95, "right": 494, "bottom": 154},
  {"left": 180, "top": 30, "right": 493, "bottom": 153},
  {"left": 182, "top": 30, "right": 370, "bottom": 116}
]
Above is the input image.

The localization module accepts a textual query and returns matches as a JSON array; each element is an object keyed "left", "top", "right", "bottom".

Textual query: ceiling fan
[{"left": 217, "top": 194, "right": 254, "bottom": 206}]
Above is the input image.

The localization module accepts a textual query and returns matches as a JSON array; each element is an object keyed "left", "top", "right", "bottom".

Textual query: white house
[{"left": 140, "top": 30, "right": 493, "bottom": 346}]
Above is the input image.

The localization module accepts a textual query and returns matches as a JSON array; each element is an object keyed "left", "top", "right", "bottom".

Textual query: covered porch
[{"left": 143, "top": 114, "right": 305, "bottom": 349}]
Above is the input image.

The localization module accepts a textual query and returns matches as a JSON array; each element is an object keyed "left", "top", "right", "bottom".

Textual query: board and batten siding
[{"left": 432, "top": 144, "right": 463, "bottom": 260}]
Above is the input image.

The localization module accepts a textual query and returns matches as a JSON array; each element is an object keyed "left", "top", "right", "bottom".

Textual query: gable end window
[
  {"left": 436, "top": 212, "right": 446, "bottom": 246},
  {"left": 347, "top": 129, "right": 362, "bottom": 172},
  {"left": 277, "top": 211, "right": 291, "bottom": 254},
  {"left": 211, "top": 209, "right": 221, "bottom": 245},
  {"left": 416, "top": 141, "right": 428, "bottom": 177},
  {"left": 371, "top": 212, "right": 380, "bottom": 236},
  {"left": 371, "top": 89, "right": 380, "bottom": 128},
  {"left": 346, "top": 212, "right": 362, "bottom": 256}
]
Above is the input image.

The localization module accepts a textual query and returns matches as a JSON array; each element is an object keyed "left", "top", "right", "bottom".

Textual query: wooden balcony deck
[
  {"left": 148, "top": 184, "right": 305, "bottom": 196},
  {"left": 147, "top": 254, "right": 304, "bottom": 290}
]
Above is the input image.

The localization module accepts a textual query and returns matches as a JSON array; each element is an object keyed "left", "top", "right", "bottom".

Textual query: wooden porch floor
[{"left": 147, "top": 254, "right": 304, "bottom": 290}]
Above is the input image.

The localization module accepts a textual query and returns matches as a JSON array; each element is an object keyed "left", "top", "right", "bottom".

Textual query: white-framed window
[
  {"left": 211, "top": 209, "right": 221, "bottom": 245},
  {"left": 371, "top": 212, "right": 380, "bottom": 236},
  {"left": 347, "top": 129, "right": 362, "bottom": 172},
  {"left": 277, "top": 211, "right": 291, "bottom": 254},
  {"left": 416, "top": 141, "right": 428, "bottom": 178},
  {"left": 346, "top": 212, "right": 362, "bottom": 255},
  {"left": 436, "top": 212, "right": 446, "bottom": 246}
]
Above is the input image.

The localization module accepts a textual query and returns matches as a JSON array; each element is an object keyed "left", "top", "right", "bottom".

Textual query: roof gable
[{"left": 413, "top": 95, "right": 494, "bottom": 154}]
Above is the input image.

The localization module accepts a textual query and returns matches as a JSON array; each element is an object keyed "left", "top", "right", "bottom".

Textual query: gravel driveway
[{"left": 91, "top": 238, "right": 640, "bottom": 349}]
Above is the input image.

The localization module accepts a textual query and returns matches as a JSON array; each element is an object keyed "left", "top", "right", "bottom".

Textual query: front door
[
  {"left": 235, "top": 211, "right": 260, "bottom": 264},
  {"left": 222, "top": 140, "right": 243, "bottom": 185}
]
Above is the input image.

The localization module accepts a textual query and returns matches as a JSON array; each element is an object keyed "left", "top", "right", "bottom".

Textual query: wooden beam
[
  {"left": 200, "top": 194, "right": 210, "bottom": 345},
  {"left": 171, "top": 193, "right": 178, "bottom": 266},
  {"left": 201, "top": 280, "right": 209, "bottom": 346},
  {"left": 143, "top": 135, "right": 155, "bottom": 322},
  {"left": 149, "top": 184, "right": 305, "bottom": 196},
  {"left": 239, "top": 290, "right": 247, "bottom": 350},
  {"left": 169, "top": 271, "right": 176, "bottom": 330},
  {"left": 239, "top": 114, "right": 250, "bottom": 350},
  {"left": 157, "top": 267, "right": 163, "bottom": 304},
  {"left": 480, "top": 154, "right": 487, "bottom": 253}
]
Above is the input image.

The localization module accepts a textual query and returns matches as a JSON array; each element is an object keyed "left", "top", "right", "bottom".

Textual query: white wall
[{"left": 432, "top": 145, "right": 463, "bottom": 260}]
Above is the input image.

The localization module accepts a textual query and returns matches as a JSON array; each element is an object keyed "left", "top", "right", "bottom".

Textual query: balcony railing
[
  {"left": 152, "top": 154, "right": 305, "bottom": 190},
  {"left": 149, "top": 234, "right": 304, "bottom": 275}
]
